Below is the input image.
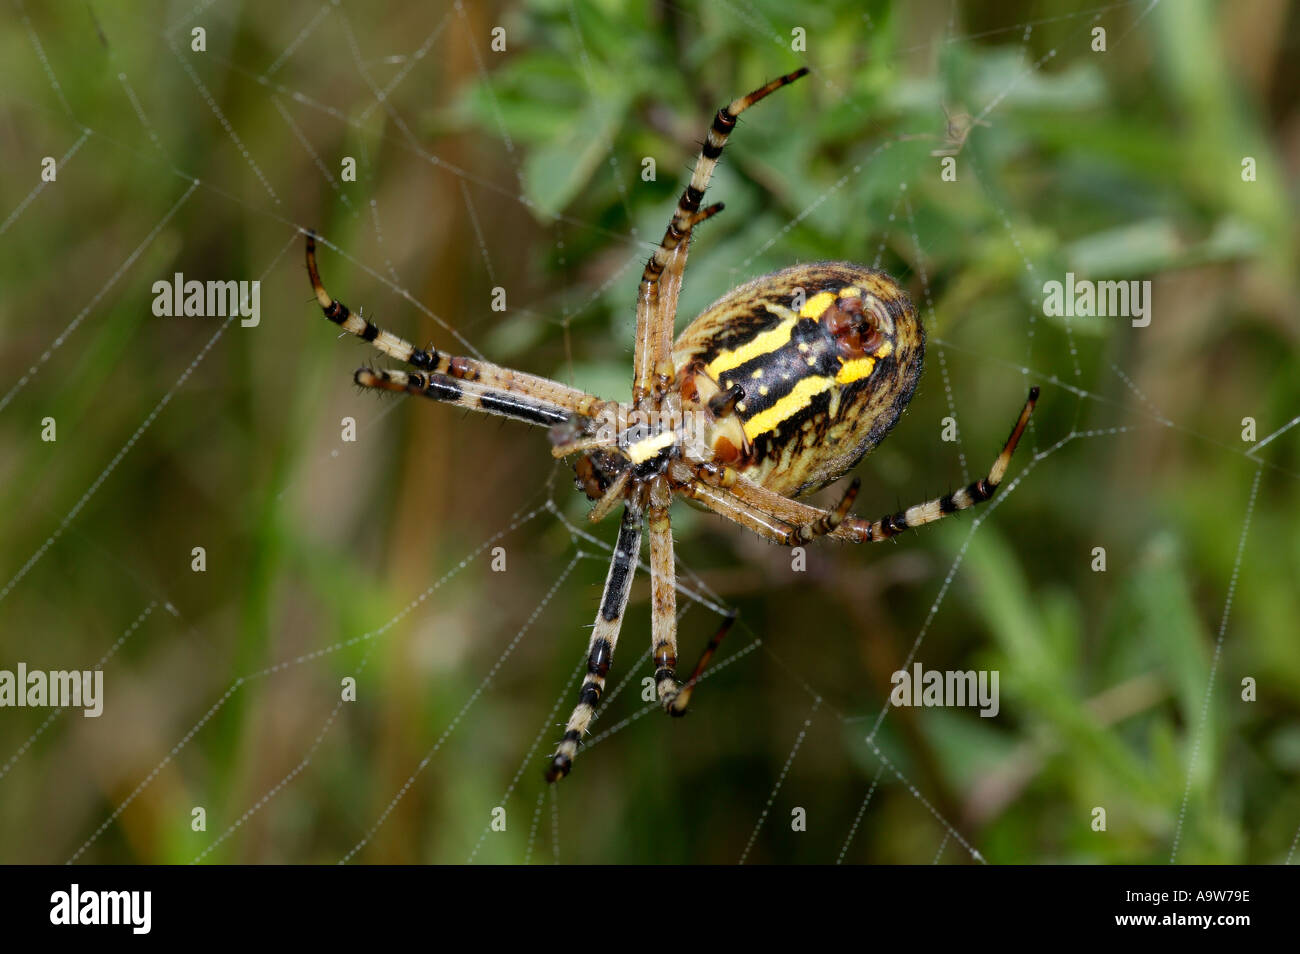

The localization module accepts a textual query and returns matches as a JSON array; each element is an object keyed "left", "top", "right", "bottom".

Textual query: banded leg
[
  {"left": 306, "top": 232, "right": 610, "bottom": 419},
  {"left": 354, "top": 368, "right": 574, "bottom": 428},
  {"left": 632, "top": 68, "right": 809, "bottom": 402},
  {"left": 671, "top": 388, "right": 1039, "bottom": 545},
  {"left": 646, "top": 474, "right": 737, "bottom": 717},
  {"left": 546, "top": 504, "right": 644, "bottom": 782},
  {"left": 667, "top": 611, "right": 738, "bottom": 716},
  {"left": 794, "top": 477, "right": 860, "bottom": 543},
  {"left": 633, "top": 204, "right": 724, "bottom": 403},
  {"left": 647, "top": 478, "right": 680, "bottom": 709},
  {"left": 836, "top": 387, "right": 1038, "bottom": 542}
]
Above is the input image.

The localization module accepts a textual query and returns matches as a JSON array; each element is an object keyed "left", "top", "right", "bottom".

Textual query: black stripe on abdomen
[{"left": 721, "top": 338, "right": 842, "bottom": 421}]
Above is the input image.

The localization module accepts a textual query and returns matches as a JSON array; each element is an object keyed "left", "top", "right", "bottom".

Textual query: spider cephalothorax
[{"left": 305, "top": 68, "right": 1037, "bottom": 784}]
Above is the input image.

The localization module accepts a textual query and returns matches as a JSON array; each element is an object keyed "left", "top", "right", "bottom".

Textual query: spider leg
[
  {"left": 835, "top": 387, "right": 1038, "bottom": 542},
  {"left": 795, "top": 478, "right": 860, "bottom": 543},
  {"left": 633, "top": 204, "right": 723, "bottom": 402},
  {"left": 666, "top": 610, "right": 738, "bottom": 716},
  {"left": 646, "top": 478, "right": 680, "bottom": 708},
  {"left": 550, "top": 434, "right": 619, "bottom": 459},
  {"left": 671, "top": 388, "right": 1039, "bottom": 545},
  {"left": 680, "top": 461, "right": 861, "bottom": 545},
  {"left": 587, "top": 469, "right": 631, "bottom": 524},
  {"left": 633, "top": 68, "right": 809, "bottom": 403},
  {"left": 307, "top": 232, "right": 610, "bottom": 419},
  {"left": 648, "top": 469, "right": 739, "bottom": 716},
  {"left": 671, "top": 463, "right": 803, "bottom": 545},
  {"left": 354, "top": 368, "right": 573, "bottom": 428},
  {"left": 547, "top": 503, "right": 644, "bottom": 783}
]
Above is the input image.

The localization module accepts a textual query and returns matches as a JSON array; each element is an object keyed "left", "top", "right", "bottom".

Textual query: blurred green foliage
[{"left": 0, "top": 0, "right": 1297, "bottom": 864}]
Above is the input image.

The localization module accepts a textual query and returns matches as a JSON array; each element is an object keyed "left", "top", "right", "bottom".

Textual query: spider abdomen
[{"left": 673, "top": 262, "right": 923, "bottom": 498}]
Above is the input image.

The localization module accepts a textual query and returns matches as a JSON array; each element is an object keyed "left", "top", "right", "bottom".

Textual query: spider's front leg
[
  {"left": 355, "top": 368, "right": 574, "bottom": 428},
  {"left": 547, "top": 503, "right": 644, "bottom": 783},
  {"left": 633, "top": 67, "right": 809, "bottom": 405},
  {"left": 305, "top": 231, "right": 610, "bottom": 422}
]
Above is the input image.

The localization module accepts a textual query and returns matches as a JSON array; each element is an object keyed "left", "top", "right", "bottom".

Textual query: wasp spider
[{"left": 305, "top": 68, "right": 1038, "bottom": 782}]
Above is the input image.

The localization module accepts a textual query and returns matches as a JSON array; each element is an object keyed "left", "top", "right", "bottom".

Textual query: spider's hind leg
[
  {"left": 664, "top": 610, "right": 738, "bottom": 716},
  {"left": 790, "top": 478, "right": 860, "bottom": 545},
  {"left": 836, "top": 387, "right": 1039, "bottom": 542},
  {"left": 671, "top": 388, "right": 1039, "bottom": 547}
]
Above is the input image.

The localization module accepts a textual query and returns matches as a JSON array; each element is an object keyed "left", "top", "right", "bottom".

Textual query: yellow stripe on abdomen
[
  {"left": 704, "top": 292, "right": 840, "bottom": 381},
  {"left": 705, "top": 315, "right": 796, "bottom": 379},
  {"left": 799, "top": 291, "right": 837, "bottom": 318},
  {"left": 834, "top": 356, "right": 875, "bottom": 384},
  {"left": 835, "top": 340, "right": 891, "bottom": 384},
  {"left": 742, "top": 375, "right": 836, "bottom": 441}
]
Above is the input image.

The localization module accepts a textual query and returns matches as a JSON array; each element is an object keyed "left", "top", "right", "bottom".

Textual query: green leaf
[{"left": 523, "top": 97, "right": 629, "bottom": 221}]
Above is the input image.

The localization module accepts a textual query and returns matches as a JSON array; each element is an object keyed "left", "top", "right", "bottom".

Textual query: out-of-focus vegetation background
[{"left": 0, "top": 0, "right": 1297, "bottom": 865}]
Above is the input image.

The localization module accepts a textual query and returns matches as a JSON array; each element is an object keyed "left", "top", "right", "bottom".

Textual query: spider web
[{"left": 1, "top": 0, "right": 1297, "bottom": 866}]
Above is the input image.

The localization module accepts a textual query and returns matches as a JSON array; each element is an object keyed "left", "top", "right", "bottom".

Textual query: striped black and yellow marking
[
  {"left": 674, "top": 262, "right": 924, "bottom": 497},
  {"left": 546, "top": 504, "right": 643, "bottom": 783}
]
